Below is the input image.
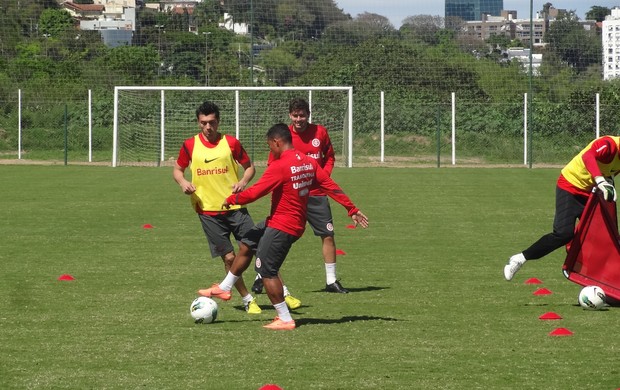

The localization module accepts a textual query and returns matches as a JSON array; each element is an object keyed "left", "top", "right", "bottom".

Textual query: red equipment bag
[{"left": 563, "top": 190, "right": 620, "bottom": 301}]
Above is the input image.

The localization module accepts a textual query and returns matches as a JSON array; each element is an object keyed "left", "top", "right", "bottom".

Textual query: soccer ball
[
  {"left": 578, "top": 285, "right": 606, "bottom": 310},
  {"left": 190, "top": 296, "right": 218, "bottom": 323}
]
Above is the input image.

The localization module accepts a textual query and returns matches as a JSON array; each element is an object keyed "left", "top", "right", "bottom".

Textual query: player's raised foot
[
  {"left": 263, "top": 317, "right": 296, "bottom": 330},
  {"left": 251, "top": 277, "right": 263, "bottom": 294},
  {"left": 504, "top": 253, "right": 526, "bottom": 281},
  {"left": 245, "top": 298, "right": 262, "bottom": 314},
  {"left": 284, "top": 294, "right": 302, "bottom": 310},
  {"left": 197, "top": 284, "right": 232, "bottom": 301},
  {"left": 325, "top": 280, "right": 349, "bottom": 293}
]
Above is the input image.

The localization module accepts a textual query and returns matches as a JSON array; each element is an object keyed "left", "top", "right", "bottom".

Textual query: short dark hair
[
  {"left": 288, "top": 98, "right": 310, "bottom": 114},
  {"left": 196, "top": 101, "right": 220, "bottom": 120},
  {"left": 266, "top": 123, "right": 292, "bottom": 143}
]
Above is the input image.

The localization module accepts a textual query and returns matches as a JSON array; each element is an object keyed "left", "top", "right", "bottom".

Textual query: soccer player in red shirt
[
  {"left": 504, "top": 135, "right": 620, "bottom": 281},
  {"left": 173, "top": 101, "right": 261, "bottom": 314},
  {"left": 199, "top": 123, "right": 369, "bottom": 330},
  {"left": 251, "top": 98, "right": 350, "bottom": 296}
]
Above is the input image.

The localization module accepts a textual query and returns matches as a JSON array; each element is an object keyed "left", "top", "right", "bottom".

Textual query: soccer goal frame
[{"left": 112, "top": 86, "right": 353, "bottom": 167}]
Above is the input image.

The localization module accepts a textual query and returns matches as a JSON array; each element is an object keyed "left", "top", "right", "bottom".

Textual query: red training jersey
[
  {"left": 226, "top": 149, "right": 358, "bottom": 237},
  {"left": 268, "top": 123, "right": 335, "bottom": 197}
]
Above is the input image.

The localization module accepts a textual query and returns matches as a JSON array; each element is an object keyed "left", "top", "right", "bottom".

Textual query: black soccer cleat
[
  {"left": 325, "top": 280, "right": 349, "bottom": 293},
  {"left": 251, "top": 277, "right": 263, "bottom": 294}
]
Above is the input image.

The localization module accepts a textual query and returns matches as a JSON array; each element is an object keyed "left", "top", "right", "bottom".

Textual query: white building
[
  {"left": 506, "top": 47, "right": 543, "bottom": 75},
  {"left": 464, "top": 11, "right": 548, "bottom": 47},
  {"left": 219, "top": 13, "right": 249, "bottom": 35},
  {"left": 603, "top": 7, "right": 620, "bottom": 80}
]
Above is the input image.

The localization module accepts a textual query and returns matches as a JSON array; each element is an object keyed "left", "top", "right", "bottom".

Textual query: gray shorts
[
  {"left": 306, "top": 196, "right": 335, "bottom": 237},
  {"left": 198, "top": 208, "right": 254, "bottom": 258},
  {"left": 241, "top": 221, "right": 298, "bottom": 278}
]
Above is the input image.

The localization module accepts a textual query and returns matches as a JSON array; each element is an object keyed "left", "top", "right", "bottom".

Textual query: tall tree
[
  {"left": 585, "top": 6, "right": 611, "bottom": 22},
  {"left": 38, "top": 9, "right": 74, "bottom": 36},
  {"left": 401, "top": 15, "right": 444, "bottom": 45},
  {"left": 544, "top": 14, "right": 601, "bottom": 74}
]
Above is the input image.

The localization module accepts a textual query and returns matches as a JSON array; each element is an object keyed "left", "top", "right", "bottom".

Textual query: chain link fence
[{"left": 1, "top": 2, "right": 619, "bottom": 167}]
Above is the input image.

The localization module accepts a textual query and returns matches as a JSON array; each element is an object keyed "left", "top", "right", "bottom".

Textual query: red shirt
[
  {"left": 268, "top": 124, "right": 335, "bottom": 197},
  {"left": 176, "top": 133, "right": 251, "bottom": 169},
  {"left": 581, "top": 136, "right": 618, "bottom": 176},
  {"left": 557, "top": 136, "right": 620, "bottom": 196},
  {"left": 226, "top": 149, "right": 358, "bottom": 237}
]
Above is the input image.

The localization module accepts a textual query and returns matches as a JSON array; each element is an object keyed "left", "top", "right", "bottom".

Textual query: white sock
[
  {"left": 283, "top": 285, "right": 290, "bottom": 297},
  {"left": 510, "top": 253, "right": 526, "bottom": 265},
  {"left": 325, "top": 263, "right": 337, "bottom": 285},
  {"left": 219, "top": 271, "right": 239, "bottom": 291},
  {"left": 242, "top": 294, "right": 254, "bottom": 305},
  {"left": 273, "top": 301, "right": 293, "bottom": 322}
]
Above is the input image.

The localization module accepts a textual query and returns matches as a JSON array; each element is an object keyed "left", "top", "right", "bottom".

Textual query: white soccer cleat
[{"left": 504, "top": 253, "right": 526, "bottom": 281}]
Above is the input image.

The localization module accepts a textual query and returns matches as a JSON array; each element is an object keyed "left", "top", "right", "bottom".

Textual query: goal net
[{"left": 113, "top": 86, "right": 353, "bottom": 167}]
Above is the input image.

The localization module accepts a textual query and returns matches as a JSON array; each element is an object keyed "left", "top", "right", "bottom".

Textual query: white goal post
[{"left": 112, "top": 86, "right": 353, "bottom": 167}]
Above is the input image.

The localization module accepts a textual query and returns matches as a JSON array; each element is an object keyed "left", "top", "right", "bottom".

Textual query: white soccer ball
[
  {"left": 190, "top": 296, "right": 218, "bottom": 323},
  {"left": 578, "top": 285, "right": 606, "bottom": 310}
]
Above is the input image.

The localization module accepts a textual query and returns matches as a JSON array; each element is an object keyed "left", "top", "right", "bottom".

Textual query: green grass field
[{"left": 1, "top": 165, "right": 619, "bottom": 389}]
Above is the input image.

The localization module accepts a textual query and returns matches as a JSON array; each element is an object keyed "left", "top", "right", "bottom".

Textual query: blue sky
[{"left": 336, "top": 1, "right": 620, "bottom": 28}]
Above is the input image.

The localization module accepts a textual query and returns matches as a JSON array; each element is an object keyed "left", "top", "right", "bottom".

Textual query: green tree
[
  {"left": 38, "top": 8, "right": 74, "bottom": 36},
  {"left": 585, "top": 6, "right": 611, "bottom": 22},
  {"left": 193, "top": 0, "right": 224, "bottom": 27},
  {"left": 323, "top": 13, "right": 396, "bottom": 45},
  {"left": 400, "top": 15, "right": 444, "bottom": 45},
  {"left": 260, "top": 45, "right": 301, "bottom": 85},
  {"left": 222, "top": 0, "right": 348, "bottom": 40},
  {"left": 544, "top": 14, "right": 601, "bottom": 74},
  {"left": 6, "top": 42, "right": 54, "bottom": 82},
  {"left": 101, "top": 45, "right": 159, "bottom": 84}
]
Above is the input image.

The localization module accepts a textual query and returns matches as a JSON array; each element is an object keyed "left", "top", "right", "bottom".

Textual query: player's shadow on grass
[
  {"left": 570, "top": 303, "right": 611, "bottom": 311},
  {"left": 234, "top": 304, "right": 312, "bottom": 312},
  {"left": 605, "top": 296, "right": 620, "bottom": 307},
  {"left": 311, "top": 285, "right": 389, "bottom": 293},
  {"left": 295, "top": 315, "right": 399, "bottom": 327}
]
